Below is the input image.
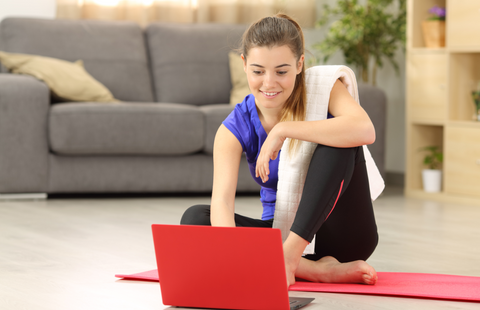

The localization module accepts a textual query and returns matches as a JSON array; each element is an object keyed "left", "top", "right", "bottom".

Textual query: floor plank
[{"left": 1, "top": 187, "right": 479, "bottom": 309}]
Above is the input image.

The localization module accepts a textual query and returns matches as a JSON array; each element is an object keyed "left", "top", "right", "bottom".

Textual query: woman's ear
[
  {"left": 297, "top": 55, "right": 305, "bottom": 74},
  {"left": 241, "top": 54, "right": 247, "bottom": 72}
]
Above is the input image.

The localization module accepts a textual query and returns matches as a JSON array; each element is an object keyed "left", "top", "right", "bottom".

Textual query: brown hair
[{"left": 241, "top": 13, "right": 307, "bottom": 154}]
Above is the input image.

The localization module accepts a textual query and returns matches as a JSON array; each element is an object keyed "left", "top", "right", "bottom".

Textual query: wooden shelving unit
[{"left": 405, "top": 0, "right": 480, "bottom": 204}]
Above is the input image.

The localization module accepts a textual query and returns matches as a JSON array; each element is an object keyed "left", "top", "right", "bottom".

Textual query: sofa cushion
[
  {"left": 49, "top": 102, "right": 204, "bottom": 155},
  {"left": 200, "top": 104, "right": 235, "bottom": 155},
  {"left": 0, "top": 18, "right": 154, "bottom": 102},
  {"left": 147, "top": 23, "right": 246, "bottom": 105},
  {"left": 228, "top": 51, "right": 250, "bottom": 106},
  {"left": 0, "top": 51, "right": 117, "bottom": 102}
]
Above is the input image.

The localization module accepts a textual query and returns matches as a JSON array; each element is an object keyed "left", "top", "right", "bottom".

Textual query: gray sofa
[{"left": 0, "top": 17, "right": 386, "bottom": 196}]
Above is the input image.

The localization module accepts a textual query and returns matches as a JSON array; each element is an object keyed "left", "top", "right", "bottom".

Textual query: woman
[{"left": 181, "top": 13, "right": 379, "bottom": 287}]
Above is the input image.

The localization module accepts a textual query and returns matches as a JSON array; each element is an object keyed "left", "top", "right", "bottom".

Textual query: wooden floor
[{"left": 1, "top": 186, "right": 479, "bottom": 310}]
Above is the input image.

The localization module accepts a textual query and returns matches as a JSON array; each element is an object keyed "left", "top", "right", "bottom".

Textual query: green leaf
[{"left": 313, "top": 0, "right": 406, "bottom": 84}]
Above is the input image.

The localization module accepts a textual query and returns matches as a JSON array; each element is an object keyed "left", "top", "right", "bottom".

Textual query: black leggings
[{"left": 181, "top": 144, "right": 378, "bottom": 263}]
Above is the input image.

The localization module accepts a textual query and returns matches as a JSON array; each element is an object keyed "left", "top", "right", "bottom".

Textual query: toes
[
  {"left": 359, "top": 262, "right": 377, "bottom": 285},
  {"left": 362, "top": 273, "right": 377, "bottom": 285},
  {"left": 362, "top": 274, "right": 373, "bottom": 284}
]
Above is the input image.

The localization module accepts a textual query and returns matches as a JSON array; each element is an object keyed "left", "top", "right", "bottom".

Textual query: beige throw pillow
[
  {"left": 0, "top": 51, "right": 118, "bottom": 102},
  {"left": 228, "top": 51, "right": 250, "bottom": 106}
]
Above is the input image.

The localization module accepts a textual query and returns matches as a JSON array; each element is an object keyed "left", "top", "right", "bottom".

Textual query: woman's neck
[{"left": 255, "top": 100, "right": 282, "bottom": 135}]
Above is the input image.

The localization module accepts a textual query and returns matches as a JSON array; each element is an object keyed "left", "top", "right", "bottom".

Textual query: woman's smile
[{"left": 260, "top": 90, "right": 282, "bottom": 99}]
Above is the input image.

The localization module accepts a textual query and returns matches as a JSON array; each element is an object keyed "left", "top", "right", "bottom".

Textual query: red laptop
[{"left": 152, "top": 224, "right": 314, "bottom": 310}]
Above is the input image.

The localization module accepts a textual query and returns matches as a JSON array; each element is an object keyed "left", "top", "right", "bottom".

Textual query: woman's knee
[
  {"left": 362, "top": 230, "right": 379, "bottom": 261},
  {"left": 345, "top": 229, "right": 379, "bottom": 262},
  {"left": 312, "top": 144, "right": 357, "bottom": 160},
  {"left": 180, "top": 204, "right": 211, "bottom": 225}
]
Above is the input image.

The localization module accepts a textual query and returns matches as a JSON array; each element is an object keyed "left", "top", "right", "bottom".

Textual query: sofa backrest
[
  {"left": 0, "top": 18, "right": 154, "bottom": 102},
  {"left": 147, "top": 23, "right": 246, "bottom": 105}
]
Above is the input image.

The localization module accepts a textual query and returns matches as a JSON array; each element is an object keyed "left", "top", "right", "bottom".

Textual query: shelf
[
  {"left": 406, "top": 124, "right": 444, "bottom": 192},
  {"left": 407, "top": 0, "right": 446, "bottom": 49},
  {"left": 447, "top": 120, "right": 480, "bottom": 128},
  {"left": 448, "top": 47, "right": 480, "bottom": 53},
  {"left": 406, "top": 0, "right": 480, "bottom": 204},
  {"left": 410, "top": 119, "right": 445, "bottom": 126},
  {"left": 410, "top": 47, "right": 480, "bottom": 53},
  {"left": 409, "top": 48, "right": 446, "bottom": 54},
  {"left": 448, "top": 53, "right": 480, "bottom": 122}
]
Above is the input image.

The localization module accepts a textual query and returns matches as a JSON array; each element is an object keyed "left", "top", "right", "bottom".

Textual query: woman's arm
[
  {"left": 278, "top": 79, "right": 375, "bottom": 147},
  {"left": 256, "top": 80, "right": 375, "bottom": 183},
  {"left": 210, "top": 124, "right": 244, "bottom": 227}
]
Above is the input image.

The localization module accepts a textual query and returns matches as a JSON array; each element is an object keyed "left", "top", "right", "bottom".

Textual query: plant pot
[
  {"left": 422, "top": 20, "right": 446, "bottom": 48},
  {"left": 422, "top": 169, "right": 442, "bottom": 193}
]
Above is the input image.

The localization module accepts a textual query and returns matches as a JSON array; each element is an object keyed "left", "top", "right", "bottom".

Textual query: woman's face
[{"left": 242, "top": 45, "right": 304, "bottom": 112}]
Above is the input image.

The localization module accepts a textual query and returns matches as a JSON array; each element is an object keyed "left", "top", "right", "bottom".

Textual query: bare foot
[
  {"left": 297, "top": 256, "right": 377, "bottom": 285},
  {"left": 285, "top": 263, "right": 297, "bottom": 287}
]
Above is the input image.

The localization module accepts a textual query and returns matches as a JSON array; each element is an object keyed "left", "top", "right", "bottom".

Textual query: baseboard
[
  {"left": 0, "top": 193, "right": 47, "bottom": 200},
  {"left": 386, "top": 172, "right": 405, "bottom": 187}
]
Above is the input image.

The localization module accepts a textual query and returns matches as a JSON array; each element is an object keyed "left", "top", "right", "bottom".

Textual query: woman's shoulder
[
  {"left": 227, "top": 95, "right": 257, "bottom": 126},
  {"left": 224, "top": 94, "right": 254, "bottom": 128},
  {"left": 232, "top": 94, "right": 255, "bottom": 115},
  {"left": 222, "top": 95, "right": 258, "bottom": 153}
]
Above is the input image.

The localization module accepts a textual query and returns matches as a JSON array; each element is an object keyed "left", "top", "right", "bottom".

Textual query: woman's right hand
[{"left": 255, "top": 123, "right": 286, "bottom": 183}]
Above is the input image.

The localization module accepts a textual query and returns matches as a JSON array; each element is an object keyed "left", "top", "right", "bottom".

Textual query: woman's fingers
[
  {"left": 255, "top": 153, "right": 271, "bottom": 183},
  {"left": 255, "top": 123, "right": 287, "bottom": 182},
  {"left": 262, "top": 162, "right": 270, "bottom": 183}
]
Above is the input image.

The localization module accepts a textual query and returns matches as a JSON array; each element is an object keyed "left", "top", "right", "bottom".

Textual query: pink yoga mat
[{"left": 115, "top": 270, "right": 480, "bottom": 303}]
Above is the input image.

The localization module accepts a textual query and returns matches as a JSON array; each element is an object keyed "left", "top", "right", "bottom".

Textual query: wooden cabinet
[
  {"left": 407, "top": 52, "right": 447, "bottom": 122},
  {"left": 445, "top": 125, "right": 480, "bottom": 197},
  {"left": 447, "top": 0, "right": 480, "bottom": 48},
  {"left": 406, "top": 0, "right": 480, "bottom": 204}
]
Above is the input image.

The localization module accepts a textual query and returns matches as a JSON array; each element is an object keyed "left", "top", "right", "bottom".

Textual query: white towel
[{"left": 273, "top": 65, "right": 385, "bottom": 255}]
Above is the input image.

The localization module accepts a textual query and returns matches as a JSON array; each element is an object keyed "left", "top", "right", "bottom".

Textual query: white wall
[
  {"left": 0, "top": 0, "right": 56, "bottom": 22},
  {"left": 304, "top": 0, "right": 406, "bottom": 174}
]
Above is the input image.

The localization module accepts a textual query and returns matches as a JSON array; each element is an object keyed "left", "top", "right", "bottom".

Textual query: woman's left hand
[{"left": 256, "top": 124, "right": 286, "bottom": 183}]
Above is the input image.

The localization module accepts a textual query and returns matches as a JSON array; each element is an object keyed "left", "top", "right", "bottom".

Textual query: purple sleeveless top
[
  {"left": 223, "top": 94, "right": 334, "bottom": 220},
  {"left": 222, "top": 94, "right": 278, "bottom": 220}
]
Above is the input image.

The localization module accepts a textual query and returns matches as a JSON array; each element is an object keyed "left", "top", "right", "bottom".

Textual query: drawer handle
[{"left": 477, "top": 159, "right": 480, "bottom": 165}]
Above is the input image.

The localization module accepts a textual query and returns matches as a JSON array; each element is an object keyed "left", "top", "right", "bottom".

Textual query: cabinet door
[
  {"left": 447, "top": 0, "right": 480, "bottom": 48},
  {"left": 444, "top": 126, "right": 480, "bottom": 197},
  {"left": 407, "top": 53, "right": 447, "bottom": 121}
]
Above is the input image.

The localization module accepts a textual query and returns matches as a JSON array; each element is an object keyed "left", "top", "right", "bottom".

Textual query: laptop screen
[{"left": 152, "top": 224, "right": 292, "bottom": 310}]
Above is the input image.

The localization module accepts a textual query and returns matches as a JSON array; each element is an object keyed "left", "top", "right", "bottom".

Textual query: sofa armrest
[
  {"left": 358, "top": 84, "right": 387, "bottom": 178},
  {"left": 0, "top": 74, "right": 50, "bottom": 193}
]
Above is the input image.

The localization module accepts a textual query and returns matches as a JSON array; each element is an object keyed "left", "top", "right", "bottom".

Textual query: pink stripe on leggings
[{"left": 325, "top": 179, "right": 344, "bottom": 221}]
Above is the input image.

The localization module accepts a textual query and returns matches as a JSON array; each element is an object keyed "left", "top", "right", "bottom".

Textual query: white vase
[{"left": 422, "top": 169, "right": 442, "bottom": 193}]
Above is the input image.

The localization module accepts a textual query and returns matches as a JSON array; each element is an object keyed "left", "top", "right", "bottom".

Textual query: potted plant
[
  {"left": 419, "top": 146, "right": 443, "bottom": 193},
  {"left": 313, "top": 0, "right": 406, "bottom": 86},
  {"left": 472, "top": 81, "right": 480, "bottom": 121},
  {"left": 422, "top": 5, "right": 446, "bottom": 48}
]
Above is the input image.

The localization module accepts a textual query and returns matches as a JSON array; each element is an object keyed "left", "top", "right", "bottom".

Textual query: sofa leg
[{"left": 0, "top": 193, "right": 47, "bottom": 200}]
